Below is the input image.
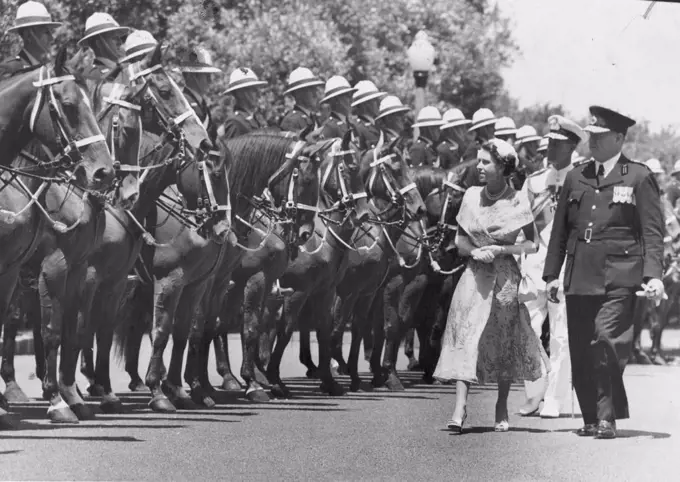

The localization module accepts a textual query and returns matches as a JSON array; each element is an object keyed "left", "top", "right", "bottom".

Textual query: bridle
[{"left": 0, "top": 65, "right": 109, "bottom": 231}]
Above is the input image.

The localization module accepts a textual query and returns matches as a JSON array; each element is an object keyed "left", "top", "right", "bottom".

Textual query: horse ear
[
  {"left": 54, "top": 45, "right": 68, "bottom": 76},
  {"left": 149, "top": 43, "right": 162, "bottom": 66}
]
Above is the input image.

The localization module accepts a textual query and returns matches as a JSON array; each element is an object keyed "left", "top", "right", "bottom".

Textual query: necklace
[{"left": 484, "top": 184, "right": 508, "bottom": 201}]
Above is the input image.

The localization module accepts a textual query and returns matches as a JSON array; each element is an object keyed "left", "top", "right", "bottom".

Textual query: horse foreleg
[
  {"left": 146, "top": 275, "right": 182, "bottom": 413},
  {"left": 368, "top": 292, "right": 387, "bottom": 388},
  {"left": 75, "top": 265, "right": 98, "bottom": 396},
  {"left": 91, "top": 280, "right": 127, "bottom": 413},
  {"left": 164, "top": 282, "right": 207, "bottom": 410},
  {"left": 330, "top": 294, "right": 350, "bottom": 375},
  {"left": 184, "top": 284, "right": 217, "bottom": 409},
  {"left": 123, "top": 282, "right": 152, "bottom": 391},
  {"left": 240, "top": 272, "right": 271, "bottom": 402},
  {"left": 266, "top": 290, "right": 306, "bottom": 399},
  {"left": 298, "top": 319, "right": 318, "bottom": 379},
  {"left": 214, "top": 282, "right": 246, "bottom": 392},
  {"left": 313, "top": 290, "right": 345, "bottom": 397},
  {"left": 347, "top": 295, "right": 372, "bottom": 390},
  {"left": 1, "top": 272, "right": 31, "bottom": 403},
  {"left": 381, "top": 274, "right": 407, "bottom": 391}
]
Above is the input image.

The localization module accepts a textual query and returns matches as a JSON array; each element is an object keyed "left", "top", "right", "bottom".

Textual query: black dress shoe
[
  {"left": 575, "top": 423, "right": 598, "bottom": 436},
  {"left": 595, "top": 420, "right": 617, "bottom": 439}
]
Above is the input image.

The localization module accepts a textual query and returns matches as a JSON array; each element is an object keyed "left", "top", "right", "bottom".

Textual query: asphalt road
[{"left": 1, "top": 331, "right": 679, "bottom": 481}]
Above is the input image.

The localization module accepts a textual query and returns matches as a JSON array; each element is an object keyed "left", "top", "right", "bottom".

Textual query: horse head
[{"left": 9, "top": 45, "right": 116, "bottom": 191}]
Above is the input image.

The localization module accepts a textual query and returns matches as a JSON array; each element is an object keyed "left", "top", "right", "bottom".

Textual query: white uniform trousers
[{"left": 523, "top": 288, "right": 572, "bottom": 413}]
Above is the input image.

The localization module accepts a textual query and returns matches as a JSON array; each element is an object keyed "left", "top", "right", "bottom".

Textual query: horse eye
[{"left": 159, "top": 89, "right": 171, "bottom": 100}]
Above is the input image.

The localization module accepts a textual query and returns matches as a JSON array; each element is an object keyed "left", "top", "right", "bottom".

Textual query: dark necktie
[{"left": 597, "top": 164, "right": 605, "bottom": 184}]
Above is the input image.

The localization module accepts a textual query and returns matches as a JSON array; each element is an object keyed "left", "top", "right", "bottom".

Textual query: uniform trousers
[
  {"left": 565, "top": 294, "right": 635, "bottom": 423},
  {"left": 524, "top": 289, "right": 572, "bottom": 411}
]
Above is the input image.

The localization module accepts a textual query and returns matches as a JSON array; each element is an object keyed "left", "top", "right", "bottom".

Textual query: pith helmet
[
  {"left": 283, "top": 67, "right": 324, "bottom": 95},
  {"left": 8, "top": 1, "right": 61, "bottom": 33},
  {"left": 78, "top": 12, "right": 129, "bottom": 46}
]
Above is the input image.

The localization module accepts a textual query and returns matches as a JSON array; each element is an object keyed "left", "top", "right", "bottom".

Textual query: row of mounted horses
[{"left": 0, "top": 44, "right": 474, "bottom": 428}]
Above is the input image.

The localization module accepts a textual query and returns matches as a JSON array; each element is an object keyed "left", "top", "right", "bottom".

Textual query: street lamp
[{"left": 407, "top": 30, "right": 435, "bottom": 140}]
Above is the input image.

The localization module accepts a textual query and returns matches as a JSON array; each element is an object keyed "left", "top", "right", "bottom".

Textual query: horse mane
[
  {"left": 411, "top": 165, "right": 447, "bottom": 197},
  {"left": 224, "top": 133, "right": 298, "bottom": 202}
]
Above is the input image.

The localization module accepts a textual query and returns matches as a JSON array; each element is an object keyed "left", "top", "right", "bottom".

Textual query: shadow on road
[
  {"left": 440, "top": 426, "right": 553, "bottom": 435},
  {"left": 0, "top": 450, "right": 23, "bottom": 455},
  {"left": 1, "top": 435, "right": 142, "bottom": 442},
  {"left": 553, "top": 428, "right": 671, "bottom": 439}
]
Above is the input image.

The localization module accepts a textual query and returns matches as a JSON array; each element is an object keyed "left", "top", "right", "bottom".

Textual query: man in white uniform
[{"left": 519, "top": 115, "right": 587, "bottom": 417}]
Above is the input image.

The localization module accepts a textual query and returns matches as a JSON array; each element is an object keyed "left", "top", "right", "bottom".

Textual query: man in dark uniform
[
  {"left": 220, "top": 67, "right": 268, "bottom": 140},
  {"left": 408, "top": 106, "right": 443, "bottom": 167},
  {"left": 438, "top": 108, "right": 473, "bottom": 169},
  {"left": 0, "top": 1, "right": 61, "bottom": 79},
  {"left": 375, "top": 94, "right": 411, "bottom": 156},
  {"left": 176, "top": 47, "right": 222, "bottom": 143},
  {"left": 350, "top": 80, "right": 386, "bottom": 150},
  {"left": 511, "top": 125, "right": 543, "bottom": 190},
  {"left": 319, "top": 75, "right": 356, "bottom": 140},
  {"left": 77, "top": 12, "right": 129, "bottom": 80},
  {"left": 543, "top": 105, "right": 665, "bottom": 440},
  {"left": 494, "top": 116, "right": 518, "bottom": 144},
  {"left": 279, "top": 67, "right": 324, "bottom": 133}
]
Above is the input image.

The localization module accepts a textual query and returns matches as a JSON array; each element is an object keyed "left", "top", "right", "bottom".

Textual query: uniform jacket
[
  {"left": 184, "top": 87, "right": 217, "bottom": 143},
  {"left": 437, "top": 138, "right": 461, "bottom": 169},
  {"left": 352, "top": 114, "right": 380, "bottom": 150},
  {"left": 0, "top": 50, "right": 39, "bottom": 80},
  {"left": 321, "top": 111, "right": 350, "bottom": 140},
  {"left": 220, "top": 108, "right": 265, "bottom": 140},
  {"left": 408, "top": 136, "right": 438, "bottom": 167},
  {"left": 279, "top": 105, "right": 318, "bottom": 133},
  {"left": 543, "top": 155, "right": 664, "bottom": 296},
  {"left": 81, "top": 57, "right": 118, "bottom": 82}
]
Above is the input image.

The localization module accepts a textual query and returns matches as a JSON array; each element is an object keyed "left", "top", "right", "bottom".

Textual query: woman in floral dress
[{"left": 434, "top": 139, "right": 545, "bottom": 433}]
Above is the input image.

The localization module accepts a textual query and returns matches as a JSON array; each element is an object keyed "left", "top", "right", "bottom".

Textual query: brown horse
[
  {"left": 71, "top": 54, "right": 224, "bottom": 417},
  {"left": 367, "top": 163, "right": 472, "bottom": 391},
  {"left": 115, "top": 132, "right": 317, "bottom": 412},
  {"left": 262, "top": 135, "right": 426, "bottom": 396},
  {"left": 0, "top": 49, "right": 116, "bottom": 427},
  {"left": 206, "top": 130, "right": 367, "bottom": 402}
]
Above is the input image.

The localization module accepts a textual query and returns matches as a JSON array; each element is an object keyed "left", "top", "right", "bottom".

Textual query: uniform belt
[{"left": 578, "top": 228, "right": 637, "bottom": 242}]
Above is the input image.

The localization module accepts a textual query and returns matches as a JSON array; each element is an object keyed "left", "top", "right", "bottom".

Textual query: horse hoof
[
  {"left": 87, "top": 384, "right": 106, "bottom": 398},
  {"left": 201, "top": 383, "right": 217, "bottom": 396},
  {"left": 0, "top": 414, "right": 15, "bottom": 430},
  {"left": 193, "top": 394, "right": 216, "bottom": 409},
  {"left": 3, "top": 381, "right": 30, "bottom": 403},
  {"left": 128, "top": 379, "right": 148, "bottom": 392},
  {"left": 385, "top": 373, "right": 405, "bottom": 391},
  {"left": 652, "top": 355, "right": 668, "bottom": 366},
  {"left": 306, "top": 368, "right": 320, "bottom": 379},
  {"left": 337, "top": 364, "right": 350, "bottom": 376},
  {"left": 245, "top": 388, "right": 270, "bottom": 402},
  {"left": 48, "top": 403, "right": 79, "bottom": 424},
  {"left": 149, "top": 395, "right": 176, "bottom": 413},
  {"left": 407, "top": 359, "right": 422, "bottom": 371},
  {"left": 320, "top": 382, "right": 345, "bottom": 397},
  {"left": 100, "top": 399, "right": 124, "bottom": 414},
  {"left": 422, "top": 374, "right": 435, "bottom": 384},
  {"left": 70, "top": 403, "right": 96, "bottom": 421},
  {"left": 173, "top": 397, "right": 200, "bottom": 410},
  {"left": 221, "top": 377, "right": 243, "bottom": 391},
  {"left": 349, "top": 379, "right": 363, "bottom": 392},
  {"left": 270, "top": 384, "right": 291, "bottom": 399}
]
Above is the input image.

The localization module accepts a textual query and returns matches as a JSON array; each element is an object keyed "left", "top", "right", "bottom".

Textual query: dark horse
[
  {"left": 114, "top": 132, "right": 319, "bottom": 411},
  {"left": 0, "top": 48, "right": 115, "bottom": 427}
]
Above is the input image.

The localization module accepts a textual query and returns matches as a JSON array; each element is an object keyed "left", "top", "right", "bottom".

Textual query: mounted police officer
[
  {"left": 350, "top": 80, "right": 386, "bottom": 150},
  {"left": 0, "top": 1, "right": 62, "bottom": 79},
  {"left": 511, "top": 125, "right": 543, "bottom": 190},
  {"left": 319, "top": 75, "right": 356, "bottom": 139},
  {"left": 408, "top": 106, "right": 443, "bottom": 167},
  {"left": 219, "top": 68, "right": 268, "bottom": 139},
  {"left": 438, "top": 108, "right": 472, "bottom": 169},
  {"left": 279, "top": 67, "right": 324, "bottom": 132},
  {"left": 375, "top": 95, "right": 411, "bottom": 156},
  {"left": 175, "top": 47, "right": 222, "bottom": 143},
  {"left": 468, "top": 108, "right": 497, "bottom": 147},
  {"left": 494, "top": 116, "right": 518, "bottom": 144},
  {"left": 77, "top": 13, "right": 129, "bottom": 80},
  {"left": 543, "top": 105, "right": 665, "bottom": 440}
]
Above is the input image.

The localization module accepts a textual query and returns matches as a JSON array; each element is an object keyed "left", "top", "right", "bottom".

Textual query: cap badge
[{"left": 549, "top": 118, "right": 560, "bottom": 131}]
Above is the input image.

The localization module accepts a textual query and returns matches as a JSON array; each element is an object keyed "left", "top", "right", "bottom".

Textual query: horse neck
[
  {"left": 6, "top": 143, "right": 51, "bottom": 192},
  {"left": 131, "top": 138, "right": 177, "bottom": 219},
  {"left": 0, "top": 75, "right": 40, "bottom": 166}
]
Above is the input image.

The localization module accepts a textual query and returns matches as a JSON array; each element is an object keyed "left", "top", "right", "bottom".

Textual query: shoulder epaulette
[
  {"left": 573, "top": 158, "right": 592, "bottom": 168},
  {"left": 629, "top": 159, "right": 651, "bottom": 170}
]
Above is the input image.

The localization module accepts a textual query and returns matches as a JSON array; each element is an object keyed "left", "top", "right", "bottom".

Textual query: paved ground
[{"left": 1, "top": 330, "right": 679, "bottom": 481}]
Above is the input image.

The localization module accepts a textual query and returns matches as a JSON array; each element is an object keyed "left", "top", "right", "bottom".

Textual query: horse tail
[{"left": 112, "top": 278, "right": 153, "bottom": 367}]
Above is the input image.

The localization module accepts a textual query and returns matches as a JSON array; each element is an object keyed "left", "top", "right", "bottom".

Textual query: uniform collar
[
  {"left": 418, "top": 136, "right": 434, "bottom": 148},
  {"left": 596, "top": 151, "right": 621, "bottom": 177},
  {"left": 294, "top": 104, "right": 315, "bottom": 118},
  {"left": 330, "top": 111, "right": 347, "bottom": 121},
  {"left": 234, "top": 106, "right": 255, "bottom": 119}
]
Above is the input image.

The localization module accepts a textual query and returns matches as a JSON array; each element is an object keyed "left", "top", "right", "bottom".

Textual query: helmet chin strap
[{"left": 26, "top": 29, "right": 51, "bottom": 62}]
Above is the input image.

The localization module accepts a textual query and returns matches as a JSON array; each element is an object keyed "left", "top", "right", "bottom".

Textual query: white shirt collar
[{"left": 596, "top": 152, "right": 621, "bottom": 177}]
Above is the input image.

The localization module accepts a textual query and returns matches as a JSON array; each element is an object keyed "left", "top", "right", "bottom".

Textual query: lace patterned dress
[{"left": 434, "top": 186, "right": 544, "bottom": 384}]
